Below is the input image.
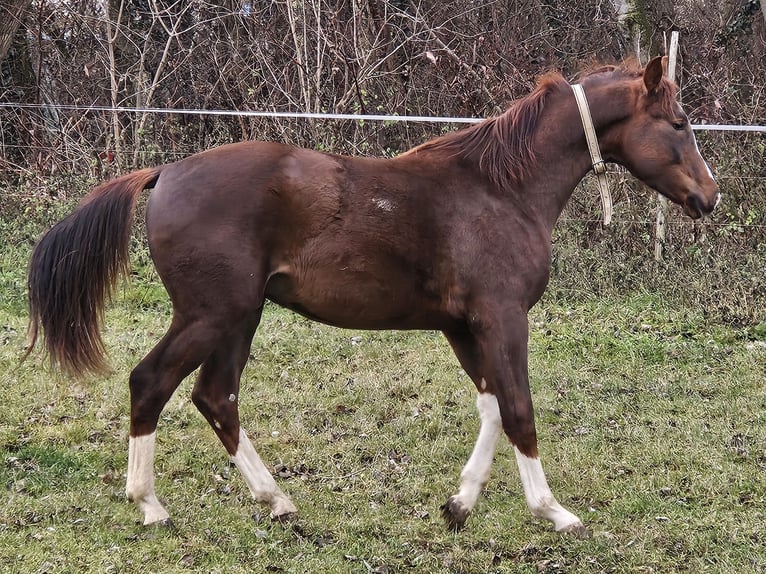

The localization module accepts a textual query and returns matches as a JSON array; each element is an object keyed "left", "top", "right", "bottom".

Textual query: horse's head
[{"left": 606, "top": 57, "right": 720, "bottom": 218}]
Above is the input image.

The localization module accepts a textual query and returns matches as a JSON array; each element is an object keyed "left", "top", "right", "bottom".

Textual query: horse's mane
[
  {"left": 403, "top": 72, "right": 568, "bottom": 191},
  {"left": 404, "top": 60, "right": 677, "bottom": 191}
]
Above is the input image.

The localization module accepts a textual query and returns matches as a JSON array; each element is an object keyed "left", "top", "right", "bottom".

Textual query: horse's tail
[{"left": 25, "top": 167, "right": 163, "bottom": 376}]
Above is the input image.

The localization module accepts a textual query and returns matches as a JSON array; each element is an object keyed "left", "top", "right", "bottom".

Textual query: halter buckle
[{"left": 592, "top": 160, "right": 607, "bottom": 175}]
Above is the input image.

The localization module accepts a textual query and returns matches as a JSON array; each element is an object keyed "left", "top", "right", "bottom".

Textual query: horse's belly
[{"left": 264, "top": 266, "right": 446, "bottom": 330}]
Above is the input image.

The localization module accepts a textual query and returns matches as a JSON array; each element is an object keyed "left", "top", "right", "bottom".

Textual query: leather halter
[{"left": 571, "top": 83, "right": 612, "bottom": 225}]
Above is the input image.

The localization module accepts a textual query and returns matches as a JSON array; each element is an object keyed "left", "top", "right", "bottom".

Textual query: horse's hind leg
[
  {"left": 126, "top": 315, "right": 227, "bottom": 525},
  {"left": 190, "top": 307, "right": 297, "bottom": 521}
]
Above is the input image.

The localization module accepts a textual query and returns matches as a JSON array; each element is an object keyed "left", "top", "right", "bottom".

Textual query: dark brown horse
[{"left": 27, "top": 57, "right": 719, "bottom": 535}]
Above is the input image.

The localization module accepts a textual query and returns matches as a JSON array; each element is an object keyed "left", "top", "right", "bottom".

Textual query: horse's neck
[
  {"left": 524, "top": 80, "right": 633, "bottom": 230},
  {"left": 519, "top": 91, "right": 597, "bottom": 229}
]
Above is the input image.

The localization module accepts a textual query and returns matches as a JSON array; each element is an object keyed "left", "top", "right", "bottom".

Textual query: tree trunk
[
  {"left": 612, "top": 0, "right": 676, "bottom": 61},
  {"left": 0, "top": 0, "right": 33, "bottom": 64}
]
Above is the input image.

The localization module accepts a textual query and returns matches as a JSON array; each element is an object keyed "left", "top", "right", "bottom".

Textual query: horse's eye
[{"left": 672, "top": 120, "right": 686, "bottom": 131}]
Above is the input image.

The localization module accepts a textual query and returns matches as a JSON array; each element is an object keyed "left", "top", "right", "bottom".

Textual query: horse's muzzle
[{"left": 684, "top": 189, "right": 721, "bottom": 219}]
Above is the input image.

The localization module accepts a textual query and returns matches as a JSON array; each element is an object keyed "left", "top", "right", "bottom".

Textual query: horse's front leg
[
  {"left": 440, "top": 391, "right": 503, "bottom": 530},
  {"left": 444, "top": 308, "right": 587, "bottom": 535}
]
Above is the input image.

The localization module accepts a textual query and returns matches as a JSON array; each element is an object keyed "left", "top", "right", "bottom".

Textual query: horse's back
[
  {"left": 149, "top": 141, "right": 337, "bottom": 217},
  {"left": 146, "top": 141, "right": 349, "bottom": 250}
]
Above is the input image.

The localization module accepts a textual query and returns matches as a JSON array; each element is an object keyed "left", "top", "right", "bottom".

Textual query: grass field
[{"left": 2, "top": 237, "right": 766, "bottom": 573}]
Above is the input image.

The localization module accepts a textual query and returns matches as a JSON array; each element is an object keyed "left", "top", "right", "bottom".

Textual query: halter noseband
[{"left": 571, "top": 83, "right": 612, "bottom": 225}]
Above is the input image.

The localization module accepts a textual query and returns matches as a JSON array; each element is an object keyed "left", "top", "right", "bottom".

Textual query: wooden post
[{"left": 655, "top": 31, "right": 679, "bottom": 262}]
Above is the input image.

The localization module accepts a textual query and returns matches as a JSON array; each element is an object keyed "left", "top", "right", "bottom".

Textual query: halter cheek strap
[{"left": 571, "top": 83, "right": 612, "bottom": 225}]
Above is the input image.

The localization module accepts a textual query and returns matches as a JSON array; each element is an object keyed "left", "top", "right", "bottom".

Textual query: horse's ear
[{"left": 643, "top": 56, "right": 667, "bottom": 93}]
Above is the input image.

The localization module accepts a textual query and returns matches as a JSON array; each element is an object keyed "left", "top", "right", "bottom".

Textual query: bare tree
[
  {"left": 0, "top": 0, "right": 32, "bottom": 64},
  {"left": 1, "top": 0, "right": 763, "bottom": 182}
]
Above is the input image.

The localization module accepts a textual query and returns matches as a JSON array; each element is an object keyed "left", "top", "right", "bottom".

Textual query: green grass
[{"left": 2, "top": 241, "right": 766, "bottom": 573}]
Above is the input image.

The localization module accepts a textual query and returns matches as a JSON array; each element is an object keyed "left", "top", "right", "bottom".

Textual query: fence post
[{"left": 655, "top": 31, "right": 679, "bottom": 262}]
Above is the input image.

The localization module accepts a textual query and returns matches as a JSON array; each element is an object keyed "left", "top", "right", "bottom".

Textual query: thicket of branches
[
  {"left": 1, "top": 0, "right": 765, "bottom": 323},
  {"left": 2, "top": 0, "right": 762, "bottom": 174}
]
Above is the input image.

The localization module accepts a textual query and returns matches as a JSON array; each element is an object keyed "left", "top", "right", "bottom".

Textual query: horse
[{"left": 26, "top": 57, "right": 719, "bottom": 535}]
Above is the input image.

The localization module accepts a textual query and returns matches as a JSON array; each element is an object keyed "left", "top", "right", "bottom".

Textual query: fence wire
[{"left": 1, "top": 101, "right": 766, "bottom": 131}]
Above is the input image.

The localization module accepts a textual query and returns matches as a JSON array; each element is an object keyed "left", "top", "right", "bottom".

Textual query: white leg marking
[
  {"left": 231, "top": 428, "right": 297, "bottom": 518},
  {"left": 514, "top": 447, "right": 583, "bottom": 532},
  {"left": 126, "top": 433, "right": 171, "bottom": 525},
  {"left": 452, "top": 393, "right": 503, "bottom": 514}
]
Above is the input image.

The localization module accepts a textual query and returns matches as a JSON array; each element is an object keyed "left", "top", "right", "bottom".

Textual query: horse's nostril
[
  {"left": 691, "top": 195, "right": 704, "bottom": 217},
  {"left": 688, "top": 190, "right": 719, "bottom": 217}
]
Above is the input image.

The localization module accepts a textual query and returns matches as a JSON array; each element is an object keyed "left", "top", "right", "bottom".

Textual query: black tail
[{"left": 26, "top": 167, "right": 162, "bottom": 376}]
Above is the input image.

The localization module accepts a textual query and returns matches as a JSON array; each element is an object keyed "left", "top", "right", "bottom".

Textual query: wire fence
[
  {"left": 2, "top": 101, "right": 766, "bottom": 131},
  {"left": 2, "top": 101, "right": 765, "bottom": 232}
]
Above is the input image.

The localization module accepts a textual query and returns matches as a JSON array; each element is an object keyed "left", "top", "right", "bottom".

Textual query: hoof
[
  {"left": 559, "top": 522, "right": 591, "bottom": 539},
  {"left": 441, "top": 496, "right": 470, "bottom": 531},
  {"left": 146, "top": 517, "right": 176, "bottom": 531},
  {"left": 271, "top": 511, "right": 298, "bottom": 525}
]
